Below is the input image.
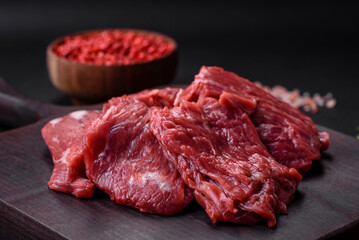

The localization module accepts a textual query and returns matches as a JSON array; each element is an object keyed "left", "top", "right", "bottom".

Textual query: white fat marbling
[
  {"left": 142, "top": 172, "right": 158, "bottom": 182},
  {"left": 69, "top": 110, "right": 88, "bottom": 121},
  {"left": 142, "top": 172, "right": 171, "bottom": 192},
  {"left": 50, "top": 117, "right": 62, "bottom": 125},
  {"left": 56, "top": 148, "right": 71, "bottom": 165},
  {"left": 128, "top": 176, "right": 134, "bottom": 185}
]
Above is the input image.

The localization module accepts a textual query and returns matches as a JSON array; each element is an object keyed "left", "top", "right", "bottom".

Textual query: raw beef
[
  {"left": 105, "top": 87, "right": 180, "bottom": 110},
  {"left": 42, "top": 88, "right": 180, "bottom": 199},
  {"left": 83, "top": 96, "right": 193, "bottom": 215},
  {"left": 129, "top": 87, "right": 180, "bottom": 108},
  {"left": 41, "top": 110, "right": 100, "bottom": 198},
  {"left": 177, "top": 66, "right": 329, "bottom": 173},
  {"left": 41, "top": 66, "right": 328, "bottom": 226},
  {"left": 150, "top": 92, "right": 302, "bottom": 227}
]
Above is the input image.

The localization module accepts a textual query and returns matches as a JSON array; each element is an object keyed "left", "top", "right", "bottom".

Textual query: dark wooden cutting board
[{"left": 0, "top": 78, "right": 358, "bottom": 240}]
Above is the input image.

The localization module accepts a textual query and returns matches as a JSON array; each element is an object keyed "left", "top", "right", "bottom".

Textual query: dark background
[{"left": 0, "top": 1, "right": 358, "bottom": 137}]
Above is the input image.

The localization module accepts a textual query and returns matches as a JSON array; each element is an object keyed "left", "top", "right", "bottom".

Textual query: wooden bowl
[{"left": 46, "top": 29, "right": 178, "bottom": 105}]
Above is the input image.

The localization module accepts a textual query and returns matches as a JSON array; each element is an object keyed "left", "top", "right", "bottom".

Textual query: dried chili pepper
[{"left": 53, "top": 30, "right": 175, "bottom": 66}]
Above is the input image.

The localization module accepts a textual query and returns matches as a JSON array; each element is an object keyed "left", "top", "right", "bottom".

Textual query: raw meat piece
[
  {"left": 177, "top": 66, "right": 329, "bottom": 173},
  {"left": 41, "top": 110, "right": 100, "bottom": 198},
  {"left": 151, "top": 92, "right": 302, "bottom": 227},
  {"left": 105, "top": 87, "right": 180, "bottom": 110},
  {"left": 42, "top": 88, "right": 179, "bottom": 198},
  {"left": 130, "top": 87, "right": 180, "bottom": 108},
  {"left": 83, "top": 97, "right": 193, "bottom": 215}
]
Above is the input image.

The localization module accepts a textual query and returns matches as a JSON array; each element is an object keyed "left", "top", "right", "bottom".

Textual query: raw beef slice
[
  {"left": 83, "top": 96, "right": 193, "bottom": 215},
  {"left": 41, "top": 110, "right": 100, "bottom": 198},
  {"left": 177, "top": 66, "right": 330, "bottom": 173},
  {"left": 151, "top": 92, "right": 302, "bottom": 227},
  {"left": 105, "top": 87, "right": 180, "bottom": 110},
  {"left": 42, "top": 87, "right": 182, "bottom": 202},
  {"left": 130, "top": 87, "right": 180, "bottom": 108}
]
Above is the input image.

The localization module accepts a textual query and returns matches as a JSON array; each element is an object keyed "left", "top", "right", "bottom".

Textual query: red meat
[
  {"left": 83, "top": 96, "right": 193, "bottom": 215},
  {"left": 41, "top": 110, "right": 100, "bottom": 198},
  {"left": 150, "top": 92, "right": 302, "bottom": 227},
  {"left": 41, "top": 66, "right": 327, "bottom": 226},
  {"left": 105, "top": 87, "right": 180, "bottom": 110},
  {"left": 177, "top": 66, "right": 329, "bottom": 173},
  {"left": 42, "top": 88, "right": 180, "bottom": 199}
]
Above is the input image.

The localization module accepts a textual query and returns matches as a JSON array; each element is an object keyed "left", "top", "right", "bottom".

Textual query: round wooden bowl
[{"left": 46, "top": 29, "right": 178, "bottom": 105}]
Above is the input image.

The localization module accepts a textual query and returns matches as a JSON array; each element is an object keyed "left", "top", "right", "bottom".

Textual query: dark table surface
[{"left": 0, "top": 1, "right": 358, "bottom": 239}]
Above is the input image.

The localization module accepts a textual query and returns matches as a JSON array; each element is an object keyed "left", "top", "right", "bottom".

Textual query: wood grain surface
[{"left": 0, "top": 80, "right": 359, "bottom": 240}]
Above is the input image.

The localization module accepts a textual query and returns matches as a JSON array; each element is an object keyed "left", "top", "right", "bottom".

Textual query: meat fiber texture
[
  {"left": 42, "top": 88, "right": 192, "bottom": 215},
  {"left": 41, "top": 66, "right": 329, "bottom": 227},
  {"left": 150, "top": 92, "right": 302, "bottom": 227},
  {"left": 83, "top": 96, "right": 193, "bottom": 215},
  {"left": 177, "top": 66, "right": 330, "bottom": 173}
]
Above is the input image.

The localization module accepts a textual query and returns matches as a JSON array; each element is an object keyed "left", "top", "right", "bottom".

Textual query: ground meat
[{"left": 150, "top": 92, "right": 302, "bottom": 227}]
